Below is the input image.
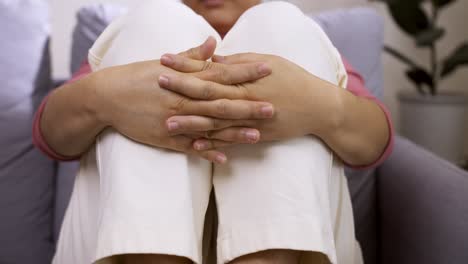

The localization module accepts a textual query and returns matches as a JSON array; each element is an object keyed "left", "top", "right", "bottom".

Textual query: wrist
[
  {"left": 81, "top": 71, "right": 110, "bottom": 132},
  {"left": 307, "top": 76, "right": 346, "bottom": 142}
]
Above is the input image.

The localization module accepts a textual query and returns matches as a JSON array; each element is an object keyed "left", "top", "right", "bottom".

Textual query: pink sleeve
[
  {"left": 342, "top": 58, "right": 395, "bottom": 170},
  {"left": 32, "top": 61, "right": 93, "bottom": 161}
]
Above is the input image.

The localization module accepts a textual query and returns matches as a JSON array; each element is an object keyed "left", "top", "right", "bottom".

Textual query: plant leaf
[
  {"left": 406, "top": 68, "right": 434, "bottom": 94},
  {"left": 387, "top": 1, "right": 430, "bottom": 36},
  {"left": 431, "top": 0, "right": 455, "bottom": 8},
  {"left": 441, "top": 42, "right": 468, "bottom": 77},
  {"left": 415, "top": 27, "right": 445, "bottom": 46},
  {"left": 384, "top": 45, "right": 421, "bottom": 68}
]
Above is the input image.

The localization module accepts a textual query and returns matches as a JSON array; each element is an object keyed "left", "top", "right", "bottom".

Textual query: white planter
[{"left": 399, "top": 92, "right": 467, "bottom": 164}]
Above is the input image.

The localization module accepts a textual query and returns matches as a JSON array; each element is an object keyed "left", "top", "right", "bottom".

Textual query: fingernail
[
  {"left": 245, "top": 130, "right": 259, "bottom": 142},
  {"left": 194, "top": 141, "right": 207, "bottom": 151},
  {"left": 160, "top": 54, "right": 174, "bottom": 66},
  {"left": 261, "top": 105, "right": 274, "bottom": 117},
  {"left": 206, "top": 36, "right": 216, "bottom": 44},
  {"left": 257, "top": 63, "right": 271, "bottom": 75},
  {"left": 159, "top": 75, "right": 170, "bottom": 87},
  {"left": 167, "top": 121, "right": 179, "bottom": 131},
  {"left": 215, "top": 154, "right": 227, "bottom": 164}
]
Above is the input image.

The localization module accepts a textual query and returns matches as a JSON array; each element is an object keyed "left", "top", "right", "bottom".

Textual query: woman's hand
[
  {"left": 160, "top": 52, "right": 390, "bottom": 167},
  {"left": 93, "top": 48, "right": 277, "bottom": 163},
  {"left": 159, "top": 53, "right": 341, "bottom": 146},
  {"left": 42, "top": 39, "right": 274, "bottom": 164}
]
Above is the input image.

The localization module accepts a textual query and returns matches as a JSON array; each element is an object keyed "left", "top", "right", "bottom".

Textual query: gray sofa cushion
[
  {"left": 379, "top": 136, "right": 468, "bottom": 264},
  {"left": 312, "top": 8, "right": 385, "bottom": 100},
  {"left": 0, "top": 1, "right": 55, "bottom": 263}
]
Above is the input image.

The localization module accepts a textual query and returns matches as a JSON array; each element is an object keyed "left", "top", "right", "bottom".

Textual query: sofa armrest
[{"left": 377, "top": 135, "right": 468, "bottom": 264}]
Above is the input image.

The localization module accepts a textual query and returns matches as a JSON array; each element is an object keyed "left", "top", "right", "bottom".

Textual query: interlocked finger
[
  {"left": 166, "top": 115, "right": 257, "bottom": 135},
  {"left": 200, "top": 127, "right": 261, "bottom": 145},
  {"left": 180, "top": 98, "right": 274, "bottom": 120},
  {"left": 178, "top": 36, "right": 217, "bottom": 60},
  {"left": 159, "top": 73, "right": 246, "bottom": 100},
  {"left": 169, "top": 135, "right": 228, "bottom": 164},
  {"left": 160, "top": 53, "right": 271, "bottom": 85},
  {"left": 193, "top": 139, "right": 237, "bottom": 152}
]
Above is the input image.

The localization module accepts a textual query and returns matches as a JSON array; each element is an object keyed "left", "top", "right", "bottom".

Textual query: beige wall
[
  {"left": 48, "top": 0, "right": 138, "bottom": 79},
  {"left": 49, "top": 0, "right": 468, "bottom": 158}
]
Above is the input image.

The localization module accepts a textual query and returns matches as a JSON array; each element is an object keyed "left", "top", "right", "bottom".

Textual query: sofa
[{"left": 1, "top": 1, "right": 467, "bottom": 264}]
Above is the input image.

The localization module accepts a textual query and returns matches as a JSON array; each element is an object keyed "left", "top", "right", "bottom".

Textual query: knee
[
  {"left": 236, "top": 1, "right": 313, "bottom": 38},
  {"left": 244, "top": 1, "right": 305, "bottom": 24},
  {"left": 229, "top": 249, "right": 301, "bottom": 264},
  {"left": 256, "top": 1, "right": 303, "bottom": 15}
]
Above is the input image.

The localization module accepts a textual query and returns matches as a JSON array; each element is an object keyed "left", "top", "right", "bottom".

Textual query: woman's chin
[{"left": 206, "top": 20, "right": 234, "bottom": 37}]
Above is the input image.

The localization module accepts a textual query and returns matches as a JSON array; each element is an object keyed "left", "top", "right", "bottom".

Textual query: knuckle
[
  {"left": 210, "top": 119, "right": 218, "bottom": 130},
  {"left": 170, "top": 98, "right": 188, "bottom": 114},
  {"left": 205, "top": 131, "right": 213, "bottom": 139},
  {"left": 238, "top": 85, "right": 250, "bottom": 99},
  {"left": 218, "top": 67, "right": 230, "bottom": 84},
  {"left": 202, "top": 61, "right": 214, "bottom": 71},
  {"left": 216, "top": 99, "right": 229, "bottom": 116},
  {"left": 207, "top": 66, "right": 229, "bottom": 84},
  {"left": 210, "top": 118, "right": 224, "bottom": 130},
  {"left": 201, "top": 83, "right": 214, "bottom": 100},
  {"left": 177, "top": 56, "right": 186, "bottom": 69}
]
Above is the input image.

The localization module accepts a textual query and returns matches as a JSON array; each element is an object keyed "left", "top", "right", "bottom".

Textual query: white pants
[{"left": 53, "top": 1, "right": 362, "bottom": 264}]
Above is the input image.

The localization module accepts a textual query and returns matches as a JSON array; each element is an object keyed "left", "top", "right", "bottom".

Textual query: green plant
[{"left": 375, "top": 0, "right": 468, "bottom": 95}]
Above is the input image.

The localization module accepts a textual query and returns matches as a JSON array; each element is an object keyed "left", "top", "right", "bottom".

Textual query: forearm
[
  {"left": 312, "top": 79, "right": 390, "bottom": 167},
  {"left": 40, "top": 73, "right": 106, "bottom": 157}
]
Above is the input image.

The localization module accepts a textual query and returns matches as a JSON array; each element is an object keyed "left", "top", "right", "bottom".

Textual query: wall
[
  {"left": 48, "top": 0, "right": 136, "bottom": 79},
  {"left": 48, "top": 0, "right": 468, "bottom": 158}
]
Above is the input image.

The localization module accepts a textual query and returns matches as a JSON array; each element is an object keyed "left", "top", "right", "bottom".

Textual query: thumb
[{"left": 179, "top": 36, "right": 217, "bottom": 61}]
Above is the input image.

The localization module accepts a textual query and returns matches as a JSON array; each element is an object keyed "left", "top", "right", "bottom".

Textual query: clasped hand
[
  {"left": 97, "top": 37, "right": 332, "bottom": 164},
  {"left": 160, "top": 39, "right": 339, "bottom": 161}
]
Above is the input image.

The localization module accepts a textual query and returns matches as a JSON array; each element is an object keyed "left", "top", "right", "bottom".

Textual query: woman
[{"left": 34, "top": 0, "right": 393, "bottom": 264}]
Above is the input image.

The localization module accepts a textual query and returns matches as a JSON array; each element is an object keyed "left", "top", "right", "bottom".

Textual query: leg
[
  {"left": 93, "top": 1, "right": 217, "bottom": 262},
  {"left": 101, "top": 254, "right": 192, "bottom": 264},
  {"left": 54, "top": 1, "right": 217, "bottom": 264},
  {"left": 229, "top": 250, "right": 302, "bottom": 264},
  {"left": 213, "top": 2, "right": 357, "bottom": 264}
]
